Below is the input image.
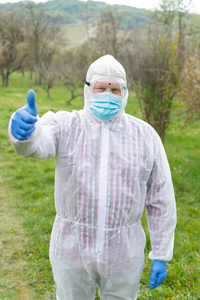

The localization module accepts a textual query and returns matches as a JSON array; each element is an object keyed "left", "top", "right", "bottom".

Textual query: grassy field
[{"left": 0, "top": 72, "right": 200, "bottom": 300}]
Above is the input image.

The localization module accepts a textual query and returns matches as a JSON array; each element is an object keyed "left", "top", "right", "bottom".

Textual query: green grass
[{"left": 0, "top": 71, "right": 200, "bottom": 299}]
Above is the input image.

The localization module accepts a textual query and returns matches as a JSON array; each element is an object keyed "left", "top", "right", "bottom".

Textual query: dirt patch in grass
[{"left": 0, "top": 182, "right": 38, "bottom": 299}]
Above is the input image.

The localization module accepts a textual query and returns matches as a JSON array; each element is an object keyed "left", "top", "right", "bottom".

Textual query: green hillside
[{"left": 0, "top": 0, "right": 150, "bottom": 30}]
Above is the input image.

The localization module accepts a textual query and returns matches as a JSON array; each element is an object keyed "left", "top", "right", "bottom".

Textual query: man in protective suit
[{"left": 9, "top": 55, "right": 176, "bottom": 300}]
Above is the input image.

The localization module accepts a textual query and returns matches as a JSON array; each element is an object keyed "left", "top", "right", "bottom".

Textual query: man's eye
[
  {"left": 97, "top": 87, "right": 106, "bottom": 92},
  {"left": 112, "top": 89, "right": 121, "bottom": 94}
]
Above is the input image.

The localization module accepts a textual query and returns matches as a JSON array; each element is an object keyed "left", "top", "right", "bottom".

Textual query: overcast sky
[{"left": 0, "top": 0, "right": 199, "bottom": 14}]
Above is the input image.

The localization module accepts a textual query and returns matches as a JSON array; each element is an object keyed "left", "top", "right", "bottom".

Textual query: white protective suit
[{"left": 9, "top": 55, "right": 176, "bottom": 300}]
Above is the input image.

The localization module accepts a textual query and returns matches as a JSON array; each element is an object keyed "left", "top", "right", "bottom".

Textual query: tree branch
[{"left": 66, "top": 93, "right": 83, "bottom": 106}]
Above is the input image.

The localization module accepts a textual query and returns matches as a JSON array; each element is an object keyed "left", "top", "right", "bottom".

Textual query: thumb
[{"left": 27, "top": 89, "right": 37, "bottom": 117}]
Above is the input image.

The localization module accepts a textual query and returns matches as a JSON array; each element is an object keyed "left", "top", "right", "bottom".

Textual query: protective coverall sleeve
[
  {"left": 8, "top": 111, "right": 66, "bottom": 159},
  {"left": 145, "top": 133, "right": 176, "bottom": 261}
]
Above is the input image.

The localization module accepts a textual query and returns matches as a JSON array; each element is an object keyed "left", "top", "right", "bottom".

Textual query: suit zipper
[{"left": 96, "top": 122, "right": 109, "bottom": 253}]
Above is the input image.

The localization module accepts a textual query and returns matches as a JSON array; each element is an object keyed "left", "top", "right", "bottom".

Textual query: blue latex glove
[
  {"left": 11, "top": 89, "right": 38, "bottom": 140},
  {"left": 148, "top": 260, "right": 167, "bottom": 290}
]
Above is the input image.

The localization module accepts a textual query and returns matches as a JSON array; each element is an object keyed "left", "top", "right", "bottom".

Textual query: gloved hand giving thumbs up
[{"left": 11, "top": 89, "right": 38, "bottom": 140}]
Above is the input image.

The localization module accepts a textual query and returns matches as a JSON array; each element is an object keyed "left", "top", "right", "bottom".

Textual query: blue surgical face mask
[{"left": 89, "top": 92, "right": 122, "bottom": 121}]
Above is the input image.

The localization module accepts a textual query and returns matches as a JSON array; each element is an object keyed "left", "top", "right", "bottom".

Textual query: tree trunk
[
  {"left": 39, "top": 72, "right": 42, "bottom": 86},
  {"left": 47, "top": 89, "right": 53, "bottom": 101},
  {"left": 2, "top": 74, "right": 9, "bottom": 87}
]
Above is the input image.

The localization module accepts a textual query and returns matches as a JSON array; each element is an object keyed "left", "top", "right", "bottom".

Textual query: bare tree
[
  {"left": 120, "top": 0, "right": 196, "bottom": 141},
  {"left": 158, "top": 0, "right": 193, "bottom": 65},
  {"left": 87, "top": 8, "right": 122, "bottom": 60},
  {"left": 122, "top": 15, "right": 180, "bottom": 141},
  {"left": 0, "top": 12, "right": 27, "bottom": 86},
  {"left": 177, "top": 54, "right": 200, "bottom": 122},
  {"left": 23, "top": 1, "right": 64, "bottom": 88},
  {"left": 35, "top": 61, "right": 58, "bottom": 101},
  {"left": 35, "top": 23, "right": 65, "bottom": 100},
  {"left": 59, "top": 46, "right": 90, "bottom": 106}
]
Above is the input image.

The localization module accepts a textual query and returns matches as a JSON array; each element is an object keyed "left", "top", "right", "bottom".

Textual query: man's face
[{"left": 92, "top": 82, "right": 122, "bottom": 96}]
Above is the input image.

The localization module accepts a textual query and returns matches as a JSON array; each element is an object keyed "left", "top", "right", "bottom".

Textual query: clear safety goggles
[{"left": 86, "top": 75, "right": 127, "bottom": 97}]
